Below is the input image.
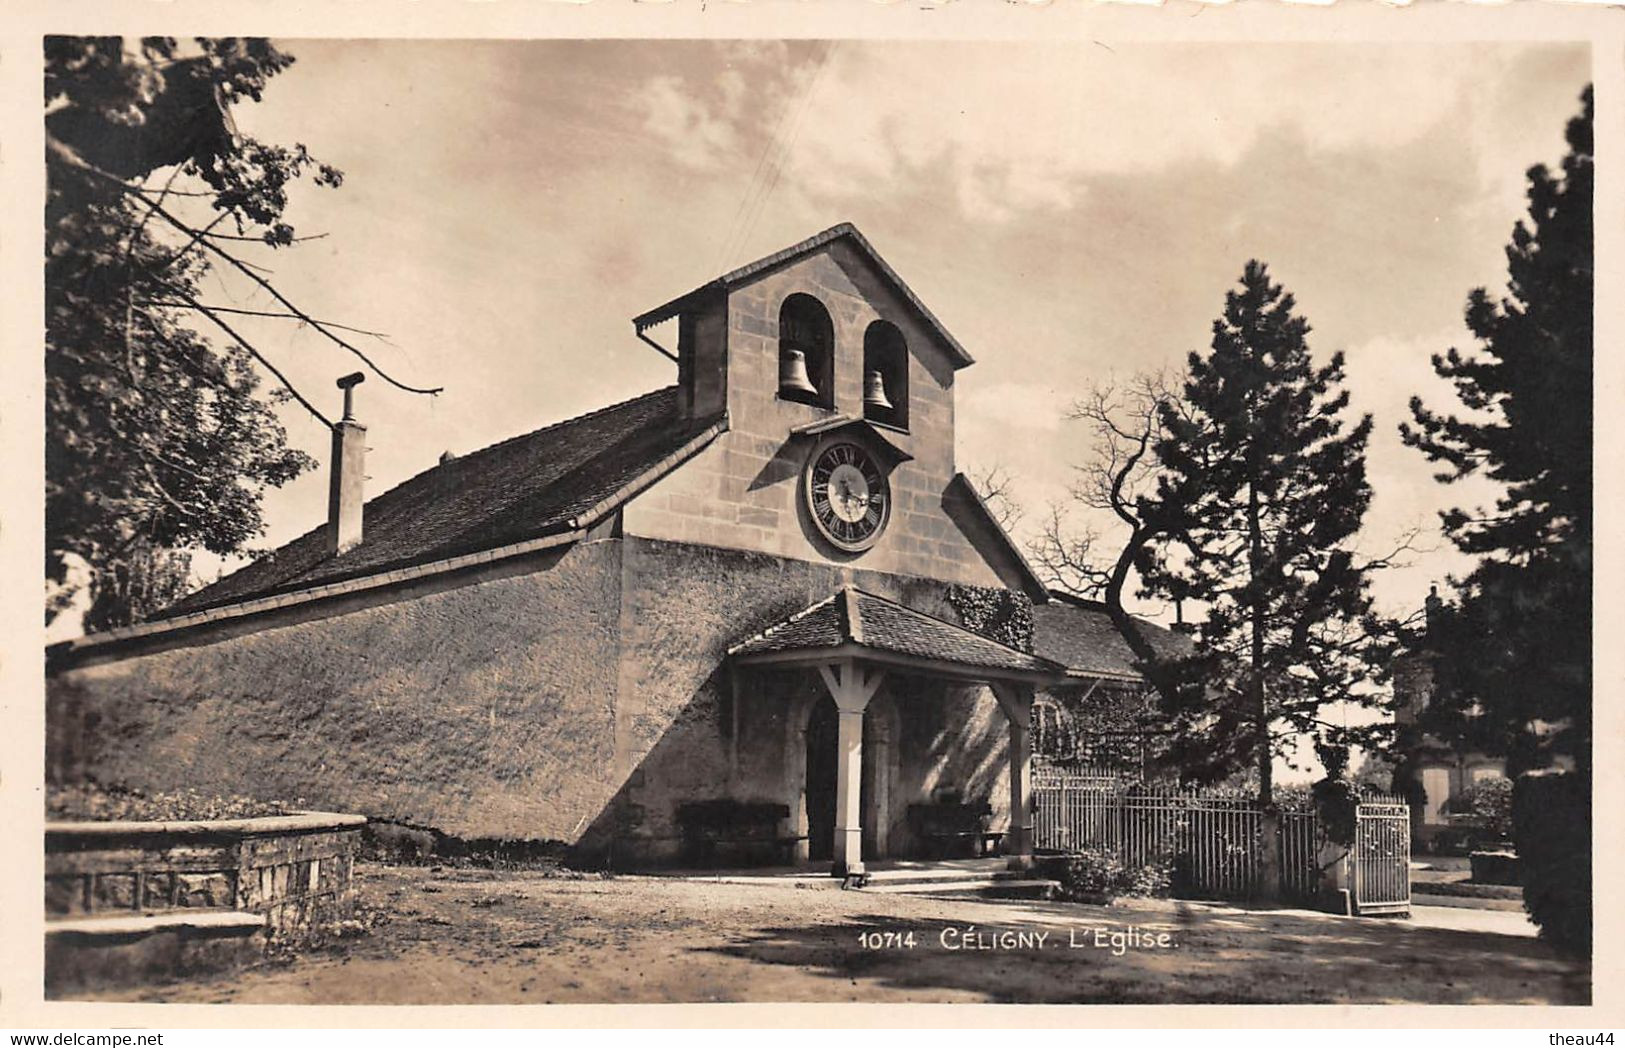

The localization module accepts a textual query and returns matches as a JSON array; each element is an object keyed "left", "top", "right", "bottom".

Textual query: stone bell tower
[{"left": 623, "top": 223, "right": 1042, "bottom": 597}]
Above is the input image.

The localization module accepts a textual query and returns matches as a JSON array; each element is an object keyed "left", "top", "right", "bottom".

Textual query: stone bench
[
  {"left": 909, "top": 801, "right": 1002, "bottom": 859},
  {"left": 676, "top": 800, "right": 802, "bottom": 867}
]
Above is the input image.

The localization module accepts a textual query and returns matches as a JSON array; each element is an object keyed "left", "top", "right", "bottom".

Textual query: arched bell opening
[
  {"left": 779, "top": 294, "right": 835, "bottom": 409},
  {"left": 862, "top": 320, "right": 908, "bottom": 430}
]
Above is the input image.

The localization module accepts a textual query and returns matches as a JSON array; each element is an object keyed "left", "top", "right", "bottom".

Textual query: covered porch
[{"left": 726, "top": 587, "right": 1068, "bottom": 877}]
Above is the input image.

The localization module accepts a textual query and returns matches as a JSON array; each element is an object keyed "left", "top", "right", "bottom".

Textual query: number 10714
[{"left": 858, "top": 931, "right": 917, "bottom": 949}]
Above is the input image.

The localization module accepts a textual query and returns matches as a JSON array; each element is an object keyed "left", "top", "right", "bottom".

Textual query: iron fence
[{"left": 1032, "top": 773, "right": 1368, "bottom": 903}]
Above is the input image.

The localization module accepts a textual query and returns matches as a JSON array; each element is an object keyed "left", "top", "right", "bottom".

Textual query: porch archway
[
  {"left": 736, "top": 586, "right": 1067, "bottom": 876},
  {"left": 786, "top": 683, "right": 901, "bottom": 864}
]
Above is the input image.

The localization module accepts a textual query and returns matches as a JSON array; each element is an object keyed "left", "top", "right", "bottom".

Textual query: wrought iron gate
[{"left": 1353, "top": 802, "right": 1411, "bottom": 915}]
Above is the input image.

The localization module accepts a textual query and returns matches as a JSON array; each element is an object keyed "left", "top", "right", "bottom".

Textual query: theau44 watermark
[{"left": 857, "top": 924, "right": 1179, "bottom": 956}]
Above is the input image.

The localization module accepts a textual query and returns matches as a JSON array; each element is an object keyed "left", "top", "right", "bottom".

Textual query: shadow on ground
[
  {"left": 67, "top": 865, "right": 1590, "bottom": 1006},
  {"left": 694, "top": 899, "right": 1591, "bottom": 1005}
]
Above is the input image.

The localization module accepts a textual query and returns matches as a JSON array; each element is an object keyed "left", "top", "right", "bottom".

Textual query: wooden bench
[
  {"left": 676, "top": 800, "right": 805, "bottom": 867},
  {"left": 909, "top": 802, "right": 1004, "bottom": 859}
]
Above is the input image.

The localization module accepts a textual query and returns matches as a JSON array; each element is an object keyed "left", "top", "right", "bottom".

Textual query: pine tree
[
  {"left": 1400, "top": 86, "right": 1593, "bottom": 774},
  {"left": 1140, "top": 262, "right": 1389, "bottom": 808}
]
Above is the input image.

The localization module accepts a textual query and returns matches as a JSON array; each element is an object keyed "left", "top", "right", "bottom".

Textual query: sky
[{"left": 72, "top": 39, "right": 1590, "bottom": 663}]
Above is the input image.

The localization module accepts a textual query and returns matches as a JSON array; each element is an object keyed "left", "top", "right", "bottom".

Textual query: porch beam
[{"left": 739, "top": 643, "right": 1073, "bottom": 686}]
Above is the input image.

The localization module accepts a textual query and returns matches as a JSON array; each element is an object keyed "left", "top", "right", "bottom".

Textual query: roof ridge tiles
[
  {"left": 840, "top": 586, "right": 864, "bottom": 645},
  {"left": 1045, "top": 588, "right": 1111, "bottom": 612},
  {"left": 724, "top": 592, "right": 841, "bottom": 656}
]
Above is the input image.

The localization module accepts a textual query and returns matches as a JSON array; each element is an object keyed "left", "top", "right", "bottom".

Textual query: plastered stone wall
[
  {"left": 1391, "top": 651, "right": 1434, "bottom": 725},
  {"left": 896, "top": 681, "right": 1012, "bottom": 839},
  {"left": 623, "top": 239, "right": 1018, "bottom": 591},
  {"left": 598, "top": 536, "right": 1019, "bottom": 864},
  {"left": 48, "top": 542, "right": 626, "bottom": 842},
  {"left": 48, "top": 533, "right": 1027, "bottom": 864}
]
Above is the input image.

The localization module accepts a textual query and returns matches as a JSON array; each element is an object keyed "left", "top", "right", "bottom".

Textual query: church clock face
[{"left": 806, "top": 441, "right": 890, "bottom": 553}]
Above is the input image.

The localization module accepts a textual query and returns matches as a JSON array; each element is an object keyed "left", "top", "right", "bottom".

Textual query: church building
[{"left": 47, "top": 224, "right": 1178, "bottom": 876}]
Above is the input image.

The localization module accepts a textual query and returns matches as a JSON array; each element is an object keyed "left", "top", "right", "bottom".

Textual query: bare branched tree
[
  {"left": 44, "top": 38, "right": 443, "bottom": 627},
  {"left": 968, "top": 463, "right": 1025, "bottom": 532},
  {"left": 1031, "top": 505, "right": 1106, "bottom": 597},
  {"left": 1032, "top": 370, "right": 1183, "bottom": 669}
]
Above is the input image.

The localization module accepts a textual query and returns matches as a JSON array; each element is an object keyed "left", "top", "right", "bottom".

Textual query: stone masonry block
[
  {"left": 46, "top": 875, "right": 85, "bottom": 917},
  {"left": 176, "top": 871, "right": 234, "bottom": 908},
  {"left": 93, "top": 873, "right": 138, "bottom": 911},
  {"left": 143, "top": 871, "right": 175, "bottom": 909}
]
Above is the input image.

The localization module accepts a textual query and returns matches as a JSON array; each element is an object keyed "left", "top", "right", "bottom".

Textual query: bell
[
  {"left": 779, "top": 348, "right": 818, "bottom": 397},
  {"left": 863, "top": 369, "right": 894, "bottom": 411}
]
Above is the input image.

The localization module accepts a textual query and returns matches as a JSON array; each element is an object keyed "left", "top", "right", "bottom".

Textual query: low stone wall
[
  {"left": 46, "top": 812, "right": 366, "bottom": 939},
  {"left": 1469, "top": 849, "right": 1521, "bottom": 886}
]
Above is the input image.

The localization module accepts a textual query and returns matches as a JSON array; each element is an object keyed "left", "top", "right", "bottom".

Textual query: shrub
[
  {"left": 1053, "top": 846, "right": 1172, "bottom": 903},
  {"left": 362, "top": 821, "right": 440, "bottom": 864},
  {"left": 1467, "top": 850, "right": 1521, "bottom": 886},
  {"left": 1120, "top": 857, "right": 1174, "bottom": 898},
  {"left": 47, "top": 781, "right": 302, "bottom": 821},
  {"left": 1454, "top": 776, "right": 1514, "bottom": 840},
  {"left": 1512, "top": 771, "right": 1590, "bottom": 957},
  {"left": 1311, "top": 777, "right": 1360, "bottom": 847}
]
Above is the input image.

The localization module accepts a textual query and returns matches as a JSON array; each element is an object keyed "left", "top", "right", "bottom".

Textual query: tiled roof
[
  {"left": 165, "top": 386, "right": 723, "bottom": 616},
  {"left": 633, "top": 223, "right": 974, "bottom": 369},
  {"left": 728, "top": 587, "right": 1066, "bottom": 677},
  {"left": 1030, "top": 592, "right": 1192, "bottom": 680}
]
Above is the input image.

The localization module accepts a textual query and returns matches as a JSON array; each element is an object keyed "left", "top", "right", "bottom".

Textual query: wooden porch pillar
[
  {"left": 817, "top": 660, "right": 883, "bottom": 878},
  {"left": 991, "top": 682, "right": 1035, "bottom": 870},
  {"left": 833, "top": 707, "right": 865, "bottom": 875}
]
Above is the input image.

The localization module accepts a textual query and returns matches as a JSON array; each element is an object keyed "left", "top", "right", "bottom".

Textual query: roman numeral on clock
[{"left": 805, "top": 441, "right": 889, "bottom": 552}]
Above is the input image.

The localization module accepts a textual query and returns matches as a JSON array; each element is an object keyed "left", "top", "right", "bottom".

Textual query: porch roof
[{"left": 726, "top": 587, "right": 1068, "bottom": 685}]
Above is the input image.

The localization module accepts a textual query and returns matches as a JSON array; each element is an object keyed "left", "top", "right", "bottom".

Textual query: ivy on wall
[
  {"left": 1070, "top": 683, "right": 1154, "bottom": 731},
  {"left": 1034, "top": 685, "right": 1159, "bottom": 773},
  {"left": 946, "top": 584, "right": 1034, "bottom": 653}
]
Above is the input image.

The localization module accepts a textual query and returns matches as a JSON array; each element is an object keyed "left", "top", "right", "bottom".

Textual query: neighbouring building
[
  {"left": 1392, "top": 586, "right": 1505, "bottom": 847},
  {"left": 46, "top": 224, "right": 1181, "bottom": 875}
]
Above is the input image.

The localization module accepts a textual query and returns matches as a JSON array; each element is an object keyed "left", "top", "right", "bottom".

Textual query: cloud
[
  {"left": 1341, "top": 329, "right": 1508, "bottom": 610},
  {"left": 212, "top": 38, "right": 1585, "bottom": 630},
  {"left": 624, "top": 41, "right": 1585, "bottom": 229},
  {"left": 633, "top": 74, "right": 745, "bottom": 171}
]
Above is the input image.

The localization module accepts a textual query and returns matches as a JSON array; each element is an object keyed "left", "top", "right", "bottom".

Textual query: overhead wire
[{"left": 714, "top": 41, "right": 839, "bottom": 273}]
